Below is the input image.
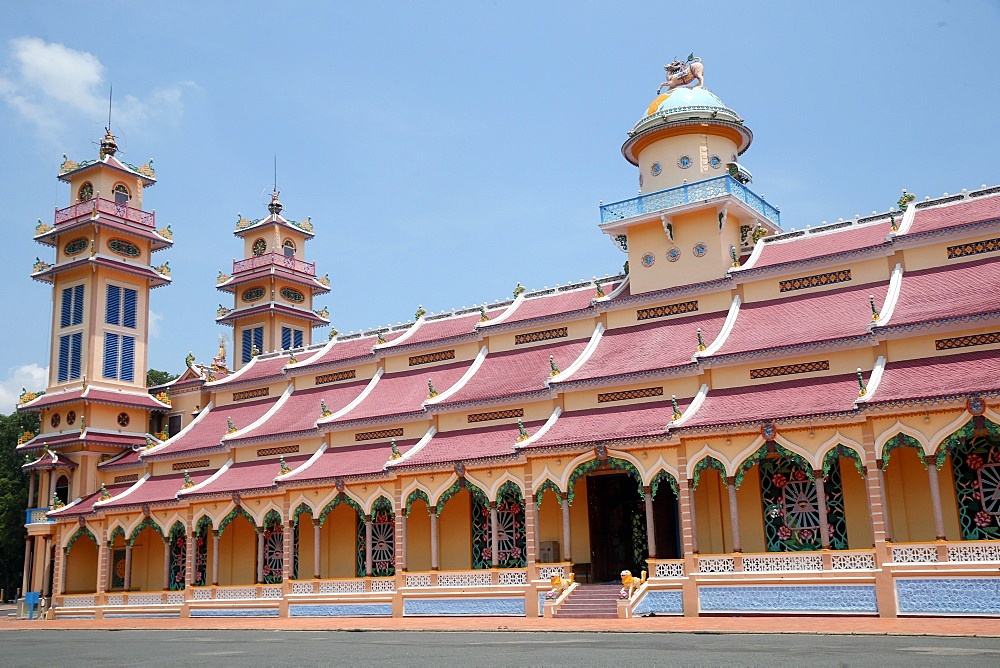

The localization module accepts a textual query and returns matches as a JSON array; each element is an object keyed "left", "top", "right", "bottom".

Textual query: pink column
[
  {"left": 643, "top": 486, "right": 656, "bottom": 559},
  {"left": 211, "top": 531, "right": 220, "bottom": 586},
  {"left": 162, "top": 536, "right": 171, "bottom": 590},
  {"left": 185, "top": 528, "right": 196, "bottom": 587},
  {"left": 283, "top": 521, "right": 293, "bottom": 582},
  {"left": 256, "top": 527, "right": 265, "bottom": 584},
  {"left": 725, "top": 477, "right": 742, "bottom": 553},
  {"left": 683, "top": 479, "right": 699, "bottom": 555},
  {"left": 123, "top": 544, "right": 133, "bottom": 591},
  {"left": 560, "top": 493, "right": 572, "bottom": 562},
  {"left": 814, "top": 470, "right": 831, "bottom": 549},
  {"left": 364, "top": 515, "right": 373, "bottom": 576},
  {"left": 430, "top": 507, "right": 440, "bottom": 570},
  {"left": 925, "top": 455, "right": 947, "bottom": 540},
  {"left": 489, "top": 502, "right": 499, "bottom": 568},
  {"left": 396, "top": 509, "right": 407, "bottom": 572}
]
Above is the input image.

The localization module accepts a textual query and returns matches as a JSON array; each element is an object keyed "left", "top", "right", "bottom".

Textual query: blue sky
[{"left": 1, "top": 1, "right": 998, "bottom": 407}]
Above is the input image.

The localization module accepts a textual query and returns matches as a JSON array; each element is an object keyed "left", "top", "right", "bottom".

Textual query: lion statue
[
  {"left": 619, "top": 569, "right": 647, "bottom": 599},
  {"left": 657, "top": 55, "right": 705, "bottom": 94},
  {"left": 544, "top": 572, "right": 575, "bottom": 600}
]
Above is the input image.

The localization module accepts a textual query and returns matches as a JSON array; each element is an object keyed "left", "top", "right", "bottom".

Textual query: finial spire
[
  {"left": 870, "top": 295, "right": 880, "bottom": 321},
  {"left": 857, "top": 368, "right": 867, "bottom": 397}
]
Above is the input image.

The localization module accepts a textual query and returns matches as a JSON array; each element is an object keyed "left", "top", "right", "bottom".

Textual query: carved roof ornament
[
  {"left": 870, "top": 295, "right": 881, "bottom": 321},
  {"left": 427, "top": 379, "right": 438, "bottom": 399},
  {"left": 99, "top": 127, "right": 118, "bottom": 158},
  {"left": 320, "top": 399, "right": 332, "bottom": 418},
  {"left": 415, "top": 305, "right": 427, "bottom": 320},
  {"left": 671, "top": 394, "right": 682, "bottom": 422},
  {"left": 513, "top": 282, "right": 526, "bottom": 298},
  {"left": 267, "top": 190, "right": 283, "bottom": 215},
  {"left": 226, "top": 417, "right": 238, "bottom": 434},
  {"left": 657, "top": 54, "right": 704, "bottom": 94},
  {"left": 181, "top": 470, "right": 195, "bottom": 489},
  {"left": 549, "top": 355, "right": 561, "bottom": 377},
  {"left": 389, "top": 438, "right": 402, "bottom": 460},
  {"left": 98, "top": 483, "right": 112, "bottom": 501},
  {"left": 479, "top": 305, "right": 489, "bottom": 322},
  {"left": 279, "top": 456, "right": 291, "bottom": 476},
  {"left": 857, "top": 368, "right": 867, "bottom": 397},
  {"left": 516, "top": 419, "right": 531, "bottom": 443},
  {"left": 696, "top": 328, "right": 707, "bottom": 352}
]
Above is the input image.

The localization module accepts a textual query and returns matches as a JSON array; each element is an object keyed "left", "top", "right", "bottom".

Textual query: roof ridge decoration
[
  {"left": 385, "top": 426, "right": 436, "bottom": 468},
  {"left": 223, "top": 385, "right": 295, "bottom": 442},
  {"left": 513, "top": 407, "right": 562, "bottom": 449},
  {"left": 695, "top": 295, "right": 742, "bottom": 359},
  {"left": 317, "top": 368, "right": 384, "bottom": 425},
  {"left": 178, "top": 458, "right": 232, "bottom": 496},
  {"left": 141, "top": 400, "right": 216, "bottom": 459},
  {"left": 424, "top": 346, "right": 488, "bottom": 408},
  {"left": 895, "top": 199, "right": 919, "bottom": 235},
  {"left": 869, "top": 263, "right": 904, "bottom": 330},
  {"left": 276, "top": 443, "right": 326, "bottom": 482},
  {"left": 94, "top": 473, "right": 149, "bottom": 508},
  {"left": 854, "top": 356, "right": 887, "bottom": 406},
  {"left": 665, "top": 383, "right": 709, "bottom": 429},
  {"left": 479, "top": 293, "right": 525, "bottom": 328},
  {"left": 375, "top": 315, "right": 423, "bottom": 349},
  {"left": 546, "top": 323, "right": 605, "bottom": 386}
]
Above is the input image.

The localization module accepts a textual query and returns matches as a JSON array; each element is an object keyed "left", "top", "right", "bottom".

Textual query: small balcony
[
  {"left": 54, "top": 197, "right": 155, "bottom": 228},
  {"left": 25, "top": 507, "right": 52, "bottom": 525},
  {"left": 600, "top": 174, "right": 781, "bottom": 228},
  {"left": 233, "top": 252, "right": 316, "bottom": 277}
]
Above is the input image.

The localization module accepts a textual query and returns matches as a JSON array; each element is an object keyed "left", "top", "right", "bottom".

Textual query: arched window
[
  {"left": 252, "top": 238, "right": 267, "bottom": 256},
  {"left": 78, "top": 182, "right": 94, "bottom": 202},
  {"left": 55, "top": 475, "right": 70, "bottom": 505},
  {"left": 113, "top": 183, "right": 130, "bottom": 204},
  {"left": 282, "top": 239, "right": 295, "bottom": 257}
]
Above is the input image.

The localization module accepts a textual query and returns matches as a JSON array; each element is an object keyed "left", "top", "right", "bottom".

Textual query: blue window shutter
[
  {"left": 61, "top": 288, "right": 72, "bottom": 328},
  {"left": 293, "top": 329, "right": 303, "bottom": 348},
  {"left": 242, "top": 329, "right": 252, "bottom": 363},
  {"left": 281, "top": 327, "right": 291, "bottom": 350},
  {"left": 103, "top": 333, "right": 120, "bottom": 379},
  {"left": 120, "top": 336, "right": 135, "bottom": 381},
  {"left": 69, "top": 332, "right": 83, "bottom": 380},
  {"left": 72, "top": 285, "right": 84, "bottom": 325},
  {"left": 123, "top": 288, "right": 137, "bottom": 329},
  {"left": 58, "top": 336, "right": 70, "bottom": 382},
  {"left": 254, "top": 327, "right": 264, "bottom": 354},
  {"left": 106, "top": 285, "right": 121, "bottom": 326}
]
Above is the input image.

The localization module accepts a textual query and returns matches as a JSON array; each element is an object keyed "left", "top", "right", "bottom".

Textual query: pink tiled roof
[
  {"left": 906, "top": 196, "right": 1000, "bottom": 236},
  {"left": 709, "top": 280, "right": 889, "bottom": 359},
  {"left": 387, "top": 308, "right": 504, "bottom": 349},
  {"left": 487, "top": 284, "right": 617, "bottom": 328},
  {"left": 294, "top": 333, "right": 389, "bottom": 371},
  {"left": 866, "top": 350, "right": 1000, "bottom": 404},
  {"left": 229, "top": 382, "right": 370, "bottom": 444},
  {"left": 17, "top": 430, "right": 147, "bottom": 452},
  {"left": 98, "top": 447, "right": 144, "bottom": 470},
  {"left": 99, "top": 471, "right": 214, "bottom": 509},
  {"left": 209, "top": 354, "right": 293, "bottom": 387},
  {"left": 22, "top": 450, "right": 77, "bottom": 471},
  {"left": 392, "top": 421, "right": 544, "bottom": 468},
  {"left": 522, "top": 400, "right": 676, "bottom": 451},
  {"left": 435, "top": 339, "right": 589, "bottom": 408},
  {"left": 556, "top": 312, "right": 728, "bottom": 385},
  {"left": 879, "top": 257, "right": 1000, "bottom": 329},
  {"left": 19, "top": 386, "right": 169, "bottom": 412},
  {"left": 747, "top": 222, "right": 892, "bottom": 270},
  {"left": 321, "top": 361, "right": 470, "bottom": 427},
  {"left": 282, "top": 440, "right": 418, "bottom": 483},
  {"left": 49, "top": 484, "right": 133, "bottom": 517},
  {"left": 183, "top": 455, "right": 311, "bottom": 497},
  {"left": 143, "top": 398, "right": 277, "bottom": 459},
  {"left": 678, "top": 373, "right": 865, "bottom": 430}
]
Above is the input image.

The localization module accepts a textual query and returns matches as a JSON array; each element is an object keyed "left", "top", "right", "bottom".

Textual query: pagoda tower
[
  {"left": 17, "top": 129, "right": 173, "bottom": 594},
  {"left": 216, "top": 190, "right": 330, "bottom": 368},
  {"left": 599, "top": 56, "right": 782, "bottom": 294}
]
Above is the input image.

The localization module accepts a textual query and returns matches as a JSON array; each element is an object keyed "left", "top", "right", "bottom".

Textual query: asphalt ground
[{"left": 2, "top": 629, "right": 1000, "bottom": 667}]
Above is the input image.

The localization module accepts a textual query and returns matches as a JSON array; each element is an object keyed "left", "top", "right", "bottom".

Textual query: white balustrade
[
  {"left": 370, "top": 578, "right": 396, "bottom": 593},
  {"left": 498, "top": 570, "right": 528, "bottom": 586},
  {"left": 653, "top": 561, "right": 685, "bottom": 578},
  {"left": 166, "top": 592, "right": 185, "bottom": 605},
  {"left": 537, "top": 565, "right": 565, "bottom": 580},
  {"left": 192, "top": 588, "right": 213, "bottom": 600},
  {"left": 261, "top": 586, "right": 283, "bottom": 599},
  {"left": 105, "top": 594, "right": 124, "bottom": 606},
  {"left": 742, "top": 554, "right": 824, "bottom": 573},
  {"left": 891, "top": 545, "right": 939, "bottom": 563},
  {"left": 697, "top": 556, "right": 735, "bottom": 573},
  {"left": 405, "top": 574, "right": 432, "bottom": 588},
  {"left": 437, "top": 571, "right": 493, "bottom": 587},
  {"left": 62, "top": 595, "right": 96, "bottom": 607},
  {"left": 215, "top": 586, "right": 257, "bottom": 600},
  {"left": 319, "top": 579, "right": 366, "bottom": 594},
  {"left": 127, "top": 593, "right": 164, "bottom": 606},
  {"left": 947, "top": 542, "right": 1000, "bottom": 563},
  {"left": 291, "top": 581, "right": 315, "bottom": 595},
  {"left": 831, "top": 552, "right": 876, "bottom": 570}
]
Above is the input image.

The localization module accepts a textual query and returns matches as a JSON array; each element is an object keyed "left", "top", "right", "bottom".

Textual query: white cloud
[
  {"left": 0, "top": 363, "right": 48, "bottom": 413},
  {"left": 148, "top": 310, "right": 163, "bottom": 339},
  {"left": 0, "top": 37, "right": 191, "bottom": 138}
]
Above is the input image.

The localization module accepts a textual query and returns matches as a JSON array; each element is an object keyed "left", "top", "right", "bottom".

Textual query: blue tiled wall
[
  {"left": 404, "top": 597, "right": 525, "bottom": 616},
  {"left": 633, "top": 590, "right": 684, "bottom": 616},
  {"left": 896, "top": 578, "right": 1000, "bottom": 615},
  {"left": 289, "top": 603, "right": 393, "bottom": 617},
  {"left": 699, "top": 585, "right": 878, "bottom": 613}
]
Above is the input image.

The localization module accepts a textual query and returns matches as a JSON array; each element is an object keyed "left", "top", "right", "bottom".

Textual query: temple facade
[{"left": 16, "top": 60, "right": 1000, "bottom": 619}]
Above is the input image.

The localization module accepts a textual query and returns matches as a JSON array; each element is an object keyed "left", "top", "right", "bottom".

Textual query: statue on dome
[{"left": 657, "top": 54, "right": 705, "bottom": 94}]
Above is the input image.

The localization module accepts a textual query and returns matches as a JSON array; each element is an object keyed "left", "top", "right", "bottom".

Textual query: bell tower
[
  {"left": 216, "top": 190, "right": 331, "bottom": 368},
  {"left": 599, "top": 57, "right": 782, "bottom": 295}
]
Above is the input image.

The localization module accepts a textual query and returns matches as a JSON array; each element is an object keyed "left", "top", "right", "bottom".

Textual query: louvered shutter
[
  {"left": 254, "top": 327, "right": 264, "bottom": 354},
  {"left": 103, "top": 333, "right": 120, "bottom": 379},
  {"left": 58, "top": 336, "right": 70, "bottom": 382},
  {"left": 120, "top": 336, "right": 135, "bottom": 381},
  {"left": 61, "top": 288, "right": 72, "bottom": 328},
  {"left": 69, "top": 332, "right": 83, "bottom": 380},
  {"left": 294, "top": 329, "right": 303, "bottom": 348},
  {"left": 72, "top": 285, "right": 84, "bottom": 325},
  {"left": 123, "top": 288, "right": 137, "bottom": 329},
  {"left": 281, "top": 327, "right": 292, "bottom": 350},
  {"left": 106, "top": 285, "right": 121, "bottom": 325},
  {"left": 242, "top": 329, "right": 252, "bottom": 363}
]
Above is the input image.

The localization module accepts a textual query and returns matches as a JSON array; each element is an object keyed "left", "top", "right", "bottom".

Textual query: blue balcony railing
[
  {"left": 25, "top": 507, "right": 52, "bottom": 525},
  {"left": 600, "top": 175, "right": 781, "bottom": 227}
]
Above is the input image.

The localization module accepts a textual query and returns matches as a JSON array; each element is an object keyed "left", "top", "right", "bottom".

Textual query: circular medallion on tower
[
  {"left": 677, "top": 155, "right": 692, "bottom": 169},
  {"left": 709, "top": 154, "right": 722, "bottom": 169},
  {"left": 252, "top": 238, "right": 267, "bottom": 256},
  {"left": 666, "top": 246, "right": 681, "bottom": 262},
  {"left": 66, "top": 410, "right": 76, "bottom": 426},
  {"left": 641, "top": 252, "right": 656, "bottom": 268},
  {"left": 108, "top": 238, "right": 141, "bottom": 257},
  {"left": 78, "top": 182, "right": 94, "bottom": 202},
  {"left": 64, "top": 237, "right": 88, "bottom": 257},
  {"left": 692, "top": 242, "right": 708, "bottom": 258},
  {"left": 280, "top": 287, "right": 305, "bottom": 303},
  {"left": 242, "top": 287, "right": 265, "bottom": 303},
  {"left": 51, "top": 413, "right": 61, "bottom": 428},
  {"left": 651, "top": 162, "right": 662, "bottom": 176},
  {"left": 117, "top": 412, "right": 130, "bottom": 427}
]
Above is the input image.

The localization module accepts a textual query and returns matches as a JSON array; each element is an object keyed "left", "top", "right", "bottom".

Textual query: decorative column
[
  {"left": 283, "top": 520, "right": 293, "bottom": 582},
  {"left": 397, "top": 509, "right": 407, "bottom": 572},
  {"left": 725, "top": 477, "right": 742, "bottom": 553},
  {"left": 47, "top": 470, "right": 55, "bottom": 506},
  {"left": 27, "top": 471, "right": 36, "bottom": 510},
  {"left": 21, "top": 538, "right": 33, "bottom": 595},
  {"left": 256, "top": 527, "right": 265, "bottom": 584},
  {"left": 429, "top": 506, "right": 439, "bottom": 570},
  {"left": 185, "top": 528, "right": 195, "bottom": 587},
  {"left": 123, "top": 544, "right": 133, "bottom": 591},
  {"left": 533, "top": 495, "right": 542, "bottom": 557},
  {"left": 364, "top": 515, "right": 373, "bottom": 576},
  {"left": 683, "top": 479, "right": 699, "bottom": 554},
  {"left": 211, "top": 530, "right": 220, "bottom": 586},
  {"left": 41, "top": 540, "right": 53, "bottom": 597},
  {"left": 560, "top": 493, "right": 572, "bottom": 562},
  {"left": 54, "top": 544, "right": 65, "bottom": 595},
  {"left": 873, "top": 460, "right": 892, "bottom": 542},
  {"left": 104, "top": 541, "right": 113, "bottom": 591},
  {"left": 643, "top": 486, "right": 656, "bottom": 559},
  {"left": 312, "top": 520, "right": 321, "bottom": 579},
  {"left": 162, "top": 536, "right": 171, "bottom": 590},
  {"left": 925, "top": 455, "right": 947, "bottom": 540},
  {"left": 489, "top": 502, "right": 499, "bottom": 568},
  {"left": 814, "top": 470, "right": 831, "bottom": 549}
]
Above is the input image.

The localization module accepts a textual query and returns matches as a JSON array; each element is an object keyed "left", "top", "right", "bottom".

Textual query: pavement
[{"left": 3, "top": 614, "right": 1000, "bottom": 636}]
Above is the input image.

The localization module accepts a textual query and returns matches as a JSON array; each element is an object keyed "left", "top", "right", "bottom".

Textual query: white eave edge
[
  {"left": 317, "top": 368, "right": 384, "bottom": 424},
  {"left": 477, "top": 293, "right": 526, "bottom": 328},
  {"left": 141, "top": 401, "right": 215, "bottom": 457},
  {"left": 276, "top": 443, "right": 327, "bottom": 482},
  {"left": 374, "top": 316, "right": 425, "bottom": 350},
  {"left": 854, "top": 356, "right": 887, "bottom": 406},
  {"left": 222, "top": 384, "right": 294, "bottom": 441},
  {"left": 514, "top": 406, "right": 562, "bottom": 449},
  {"left": 178, "top": 458, "right": 233, "bottom": 496},
  {"left": 870, "top": 263, "right": 904, "bottom": 329},
  {"left": 694, "top": 295, "right": 742, "bottom": 359},
  {"left": 665, "top": 384, "right": 710, "bottom": 429},
  {"left": 385, "top": 425, "right": 437, "bottom": 468},
  {"left": 94, "top": 473, "right": 150, "bottom": 507},
  {"left": 546, "top": 323, "right": 605, "bottom": 385},
  {"left": 424, "top": 347, "right": 488, "bottom": 407}
]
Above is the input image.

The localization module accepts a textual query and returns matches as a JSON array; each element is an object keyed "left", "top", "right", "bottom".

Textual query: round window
[
  {"left": 117, "top": 412, "right": 130, "bottom": 427},
  {"left": 78, "top": 182, "right": 94, "bottom": 202},
  {"left": 66, "top": 410, "right": 77, "bottom": 426},
  {"left": 677, "top": 155, "right": 692, "bottom": 169},
  {"left": 242, "top": 287, "right": 265, "bottom": 302},
  {"left": 64, "top": 238, "right": 88, "bottom": 256},
  {"left": 50, "top": 413, "right": 61, "bottom": 428},
  {"left": 252, "top": 238, "right": 267, "bottom": 256},
  {"left": 641, "top": 252, "right": 655, "bottom": 268},
  {"left": 280, "top": 287, "right": 305, "bottom": 303}
]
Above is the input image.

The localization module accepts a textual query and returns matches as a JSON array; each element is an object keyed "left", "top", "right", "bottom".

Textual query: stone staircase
[{"left": 553, "top": 583, "right": 621, "bottom": 619}]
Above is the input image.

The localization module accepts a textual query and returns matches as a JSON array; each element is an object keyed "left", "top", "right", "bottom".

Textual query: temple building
[{"left": 15, "top": 59, "right": 1000, "bottom": 619}]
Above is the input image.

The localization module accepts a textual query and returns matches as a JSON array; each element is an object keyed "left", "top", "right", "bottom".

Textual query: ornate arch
[
  {"left": 318, "top": 492, "right": 363, "bottom": 525},
  {"left": 822, "top": 443, "right": 866, "bottom": 479},
  {"left": 66, "top": 526, "right": 98, "bottom": 553},
  {"left": 128, "top": 517, "right": 164, "bottom": 546},
  {"left": 734, "top": 442, "right": 813, "bottom": 489},
  {"left": 486, "top": 472, "right": 524, "bottom": 501},
  {"left": 263, "top": 509, "right": 282, "bottom": 528},
  {"left": 875, "top": 421, "right": 929, "bottom": 461},
  {"left": 194, "top": 514, "right": 213, "bottom": 536},
  {"left": 650, "top": 468, "right": 679, "bottom": 498},
  {"left": 405, "top": 488, "right": 430, "bottom": 516},
  {"left": 167, "top": 521, "right": 187, "bottom": 591},
  {"left": 436, "top": 477, "right": 488, "bottom": 515},
  {"left": 937, "top": 416, "right": 1000, "bottom": 540},
  {"left": 291, "top": 502, "right": 314, "bottom": 527},
  {"left": 108, "top": 525, "right": 127, "bottom": 546},
  {"left": 691, "top": 456, "right": 727, "bottom": 490},
  {"left": 218, "top": 504, "right": 256, "bottom": 535},
  {"left": 566, "top": 456, "right": 643, "bottom": 505},
  {"left": 881, "top": 432, "right": 931, "bottom": 470},
  {"left": 534, "top": 478, "right": 562, "bottom": 508}
]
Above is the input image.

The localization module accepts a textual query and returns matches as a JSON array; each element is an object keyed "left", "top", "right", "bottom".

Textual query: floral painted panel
[
  {"left": 949, "top": 432, "right": 1000, "bottom": 540},
  {"left": 760, "top": 456, "right": 847, "bottom": 551}
]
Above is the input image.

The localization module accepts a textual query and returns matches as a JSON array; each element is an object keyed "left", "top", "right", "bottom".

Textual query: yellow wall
[
  {"left": 65, "top": 537, "right": 98, "bottom": 594},
  {"left": 129, "top": 526, "right": 165, "bottom": 591},
  {"left": 604, "top": 288, "right": 734, "bottom": 330},
  {"left": 739, "top": 255, "right": 891, "bottom": 304},
  {"left": 407, "top": 500, "right": 432, "bottom": 572},
  {"left": 323, "top": 504, "right": 359, "bottom": 578},
  {"left": 840, "top": 457, "right": 874, "bottom": 549},
  {"left": 486, "top": 319, "right": 596, "bottom": 354},
  {"left": 884, "top": 448, "right": 961, "bottom": 542},
  {"left": 218, "top": 515, "right": 256, "bottom": 585},
  {"left": 694, "top": 470, "right": 732, "bottom": 554},
  {"left": 569, "top": 476, "right": 590, "bottom": 564},
  {"left": 637, "top": 132, "right": 739, "bottom": 191},
  {"left": 439, "top": 489, "right": 472, "bottom": 570},
  {"left": 536, "top": 492, "right": 562, "bottom": 559},
  {"left": 67, "top": 169, "right": 145, "bottom": 209},
  {"left": 383, "top": 341, "right": 481, "bottom": 374}
]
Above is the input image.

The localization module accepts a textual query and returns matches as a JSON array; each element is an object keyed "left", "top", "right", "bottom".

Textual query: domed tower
[
  {"left": 216, "top": 191, "right": 331, "bottom": 368},
  {"left": 600, "top": 57, "right": 781, "bottom": 294}
]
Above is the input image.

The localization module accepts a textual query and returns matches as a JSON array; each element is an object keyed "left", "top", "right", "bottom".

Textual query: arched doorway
[{"left": 64, "top": 528, "right": 98, "bottom": 594}]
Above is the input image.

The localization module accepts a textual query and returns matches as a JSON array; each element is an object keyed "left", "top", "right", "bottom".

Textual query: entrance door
[{"left": 586, "top": 473, "right": 646, "bottom": 582}]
